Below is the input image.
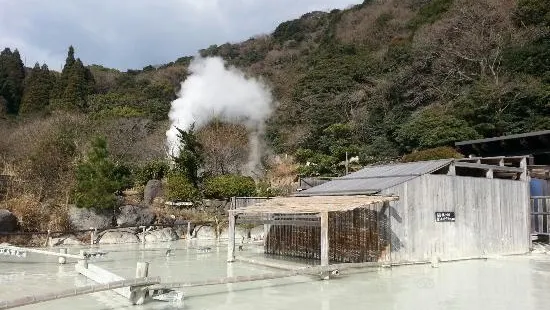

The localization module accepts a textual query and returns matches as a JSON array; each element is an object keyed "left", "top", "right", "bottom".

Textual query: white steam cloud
[{"left": 166, "top": 56, "right": 274, "bottom": 176}]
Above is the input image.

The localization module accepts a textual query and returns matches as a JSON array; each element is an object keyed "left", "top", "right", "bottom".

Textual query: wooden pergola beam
[{"left": 453, "top": 162, "right": 524, "bottom": 173}]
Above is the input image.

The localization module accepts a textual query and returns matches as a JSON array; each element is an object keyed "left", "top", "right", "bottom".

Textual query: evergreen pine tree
[
  {"left": 0, "top": 48, "right": 25, "bottom": 114},
  {"left": 65, "top": 45, "right": 76, "bottom": 69},
  {"left": 20, "top": 63, "right": 54, "bottom": 114},
  {"left": 172, "top": 124, "right": 204, "bottom": 187},
  {"left": 53, "top": 46, "right": 95, "bottom": 110},
  {"left": 73, "top": 137, "right": 131, "bottom": 209}
]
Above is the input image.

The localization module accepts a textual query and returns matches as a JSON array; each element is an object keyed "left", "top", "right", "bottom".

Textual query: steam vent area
[{"left": 230, "top": 156, "right": 532, "bottom": 266}]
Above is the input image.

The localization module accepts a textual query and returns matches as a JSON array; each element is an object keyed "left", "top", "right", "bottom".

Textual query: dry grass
[
  {"left": 0, "top": 194, "right": 71, "bottom": 232},
  {"left": 265, "top": 155, "right": 300, "bottom": 195}
]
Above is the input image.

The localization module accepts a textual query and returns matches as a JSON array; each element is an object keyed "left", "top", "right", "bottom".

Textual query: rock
[
  {"left": 152, "top": 196, "right": 165, "bottom": 206},
  {"left": 68, "top": 205, "right": 113, "bottom": 230},
  {"left": 0, "top": 209, "right": 17, "bottom": 232},
  {"left": 200, "top": 199, "right": 231, "bottom": 214},
  {"left": 49, "top": 235, "right": 83, "bottom": 247},
  {"left": 138, "top": 227, "right": 178, "bottom": 243},
  {"left": 218, "top": 226, "right": 248, "bottom": 241},
  {"left": 116, "top": 205, "right": 156, "bottom": 227},
  {"left": 98, "top": 229, "right": 139, "bottom": 244},
  {"left": 173, "top": 219, "right": 194, "bottom": 238},
  {"left": 250, "top": 226, "right": 265, "bottom": 241},
  {"left": 194, "top": 225, "right": 217, "bottom": 240},
  {"left": 531, "top": 242, "right": 549, "bottom": 254},
  {"left": 144, "top": 180, "right": 163, "bottom": 205}
]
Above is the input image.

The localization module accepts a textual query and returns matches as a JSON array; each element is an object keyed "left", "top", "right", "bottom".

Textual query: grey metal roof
[{"left": 295, "top": 159, "right": 453, "bottom": 196}]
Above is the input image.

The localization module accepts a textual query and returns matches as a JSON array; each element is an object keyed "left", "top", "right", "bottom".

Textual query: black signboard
[{"left": 435, "top": 212, "right": 455, "bottom": 222}]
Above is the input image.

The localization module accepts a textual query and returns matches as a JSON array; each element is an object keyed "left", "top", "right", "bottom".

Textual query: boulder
[
  {"left": 173, "top": 219, "right": 194, "bottom": 238},
  {"left": 531, "top": 242, "right": 550, "bottom": 254},
  {"left": 138, "top": 227, "right": 178, "bottom": 243},
  {"left": 68, "top": 205, "right": 113, "bottom": 230},
  {"left": 144, "top": 180, "right": 163, "bottom": 205},
  {"left": 49, "top": 235, "right": 83, "bottom": 247},
  {"left": 98, "top": 229, "right": 139, "bottom": 244},
  {"left": 116, "top": 205, "right": 156, "bottom": 227},
  {"left": 218, "top": 226, "right": 248, "bottom": 241},
  {"left": 194, "top": 225, "right": 217, "bottom": 240},
  {"left": 0, "top": 209, "right": 17, "bottom": 232}
]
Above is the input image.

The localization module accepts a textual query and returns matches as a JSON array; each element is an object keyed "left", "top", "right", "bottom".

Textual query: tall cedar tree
[
  {"left": 0, "top": 48, "right": 25, "bottom": 114},
  {"left": 54, "top": 46, "right": 95, "bottom": 110},
  {"left": 20, "top": 63, "right": 54, "bottom": 114}
]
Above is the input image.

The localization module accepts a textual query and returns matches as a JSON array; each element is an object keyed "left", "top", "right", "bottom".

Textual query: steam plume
[{"left": 166, "top": 56, "right": 274, "bottom": 176}]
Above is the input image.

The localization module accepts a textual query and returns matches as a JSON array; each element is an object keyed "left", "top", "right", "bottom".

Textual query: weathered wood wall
[{"left": 382, "top": 174, "right": 530, "bottom": 263}]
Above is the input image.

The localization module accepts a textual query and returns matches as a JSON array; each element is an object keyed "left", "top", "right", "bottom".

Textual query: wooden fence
[{"left": 531, "top": 196, "right": 550, "bottom": 235}]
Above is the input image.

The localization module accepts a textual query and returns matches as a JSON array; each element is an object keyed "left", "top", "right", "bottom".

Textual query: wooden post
[
  {"left": 320, "top": 212, "right": 329, "bottom": 268},
  {"left": 58, "top": 248, "right": 67, "bottom": 264},
  {"left": 44, "top": 229, "right": 51, "bottom": 247},
  {"left": 90, "top": 228, "right": 96, "bottom": 245},
  {"left": 447, "top": 163, "right": 456, "bottom": 176},
  {"left": 486, "top": 169, "right": 494, "bottom": 179},
  {"left": 78, "top": 250, "right": 88, "bottom": 269},
  {"left": 142, "top": 226, "right": 146, "bottom": 244},
  {"left": 520, "top": 157, "right": 528, "bottom": 181},
  {"left": 227, "top": 213, "right": 236, "bottom": 263},
  {"left": 186, "top": 222, "right": 191, "bottom": 239},
  {"left": 130, "top": 262, "right": 150, "bottom": 305},
  {"left": 264, "top": 214, "right": 271, "bottom": 248}
]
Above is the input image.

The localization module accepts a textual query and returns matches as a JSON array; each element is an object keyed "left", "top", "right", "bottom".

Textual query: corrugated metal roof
[{"left": 296, "top": 159, "right": 453, "bottom": 196}]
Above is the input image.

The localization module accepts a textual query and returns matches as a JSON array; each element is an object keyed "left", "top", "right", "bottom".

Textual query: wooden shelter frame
[{"left": 227, "top": 195, "right": 399, "bottom": 267}]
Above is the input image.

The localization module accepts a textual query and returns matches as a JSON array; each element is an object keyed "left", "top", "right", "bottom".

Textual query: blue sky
[{"left": 0, "top": 0, "right": 361, "bottom": 71}]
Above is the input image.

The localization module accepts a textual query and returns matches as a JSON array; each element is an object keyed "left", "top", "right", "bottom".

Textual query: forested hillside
[{"left": 1, "top": 0, "right": 549, "bottom": 208}]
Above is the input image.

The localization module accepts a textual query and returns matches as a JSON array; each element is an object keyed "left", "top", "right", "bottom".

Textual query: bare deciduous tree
[{"left": 197, "top": 121, "right": 249, "bottom": 176}]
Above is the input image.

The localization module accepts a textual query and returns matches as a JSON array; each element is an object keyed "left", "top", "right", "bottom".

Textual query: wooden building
[
  {"left": 229, "top": 156, "right": 531, "bottom": 265},
  {"left": 456, "top": 132, "right": 550, "bottom": 237}
]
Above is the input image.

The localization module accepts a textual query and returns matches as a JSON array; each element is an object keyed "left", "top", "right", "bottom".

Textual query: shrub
[
  {"left": 134, "top": 160, "right": 170, "bottom": 185},
  {"left": 408, "top": 0, "right": 454, "bottom": 30},
  {"left": 92, "top": 106, "right": 144, "bottom": 119},
  {"left": 402, "top": 146, "right": 464, "bottom": 163},
  {"left": 256, "top": 180, "right": 283, "bottom": 197},
  {"left": 2, "top": 195, "right": 71, "bottom": 232},
  {"left": 166, "top": 171, "right": 200, "bottom": 201},
  {"left": 503, "top": 37, "right": 550, "bottom": 77},
  {"left": 396, "top": 106, "right": 481, "bottom": 152},
  {"left": 203, "top": 174, "right": 256, "bottom": 199},
  {"left": 296, "top": 153, "right": 339, "bottom": 177},
  {"left": 512, "top": 0, "right": 550, "bottom": 27},
  {"left": 294, "top": 148, "right": 316, "bottom": 164},
  {"left": 273, "top": 19, "right": 307, "bottom": 42}
]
